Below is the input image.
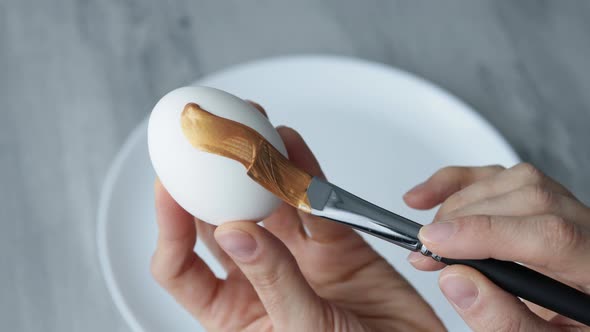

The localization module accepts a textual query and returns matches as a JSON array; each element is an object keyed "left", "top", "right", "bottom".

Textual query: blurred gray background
[{"left": 2, "top": 1, "right": 590, "bottom": 331}]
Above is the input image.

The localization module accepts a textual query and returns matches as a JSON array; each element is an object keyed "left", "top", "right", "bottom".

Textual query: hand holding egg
[{"left": 148, "top": 87, "right": 443, "bottom": 331}]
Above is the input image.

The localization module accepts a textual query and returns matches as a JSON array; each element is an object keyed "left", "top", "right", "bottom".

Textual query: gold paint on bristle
[{"left": 181, "top": 103, "right": 312, "bottom": 212}]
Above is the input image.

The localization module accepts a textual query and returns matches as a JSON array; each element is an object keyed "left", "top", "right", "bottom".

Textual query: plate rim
[{"left": 97, "top": 117, "right": 150, "bottom": 332}]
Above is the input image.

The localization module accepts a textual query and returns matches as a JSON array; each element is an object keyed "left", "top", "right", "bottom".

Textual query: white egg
[{"left": 147, "top": 86, "right": 287, "bottom": 225}]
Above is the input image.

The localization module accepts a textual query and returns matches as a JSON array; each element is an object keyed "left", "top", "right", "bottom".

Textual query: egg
[{"left": 147, "top": 86, "right": 287, "bottom": 225}]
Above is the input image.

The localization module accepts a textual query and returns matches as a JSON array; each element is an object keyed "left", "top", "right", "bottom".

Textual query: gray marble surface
[{"left": 2, "top": 1, "right": 590, "bottom": 331}]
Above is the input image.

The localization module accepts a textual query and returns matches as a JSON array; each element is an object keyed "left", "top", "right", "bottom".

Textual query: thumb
[
  {"left": 439, "top": 265, "right": 553, "bottom": 332},
  {"left": 214, "top": 221, "right": 326, "bottom": 331}
]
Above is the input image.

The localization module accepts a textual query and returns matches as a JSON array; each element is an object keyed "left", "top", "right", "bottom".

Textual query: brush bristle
[
  {"left": 247, "top": 139, "right": 312, "bottom": 212},
  {"left": 181, "top": 103, "right": 255, "bottom": 168},
  {"left": 180, "top": 103, "right": 312, "bottom": 211}
]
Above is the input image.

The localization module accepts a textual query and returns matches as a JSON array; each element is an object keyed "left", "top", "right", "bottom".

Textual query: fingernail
[
  {"left": 440, "top": 275, "right": 479, "bottom": 310},
  {"left": 420, "top": 222, "right": 456, "bottom": 243},
  {"left": 406, "top": 251, "right": 426, "bottom": 264},
  {"left": 216, "top": 230, "right": 257, "bottom": 261},
  {"left": 404, "top": 181, "right": 426, "bottom": 197}
]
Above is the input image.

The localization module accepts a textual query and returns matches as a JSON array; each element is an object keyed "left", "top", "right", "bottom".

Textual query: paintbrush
[{"left": 181, "top": 103, "right": 590, "bottom": 326}]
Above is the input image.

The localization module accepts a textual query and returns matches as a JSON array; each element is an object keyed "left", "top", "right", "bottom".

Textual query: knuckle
[
  {"left": 470, "top": 215, "right": 496, "bottom": 239},
  {"left": 493, "top": 317, "right": 522, "bottom": 332},
  {"left": 439, "top": 192, "right": 465, "bottom": 215},
  {"left": 454, "top": 215, "right": 493, "bottom": 235},
  {"left": 541, "top": 216, "right": 583, "bottom": 255},
  {"left": 515, "top": 162, "right": 544, "bottom": 183},
  {"left": 471, "top": 298, "right": 524, "bottom": 332},
  {"left": 251, "top": 268, "right": 292, "bottom": 311},
  {"left": 523, "top": 184, "right": 555, "bottom": 210},
  {"left": 478, "top": 215, "right": 495, "bottom": 234},
  {"left": 150, "top": 251, "right": 195, "bottom": 287},
  {"left": 434, "top": 166, "right": 473, "bottom": 190},
  {"left": 477, "top": 177, "right": 498, "bottom": 196},
  {"left": 254, "top": 269, "right": 283, "bottom": 289},
  {"left": 466, "top": 215, "right": 513, "bottom": 258},
  {"left": 456, "top": 214, "right": 489, "bottom": 228},
  {"left": 489, "top": 164, "right": 507, "bottom": 173},
  {"left": 150, "top": 253, "right": 167, "bottom": 285},
  {"left": 437, "top": 166, "right": 463, "bottom": 179},
  {"left": 252, "top": 260, "right": 294, "bottom": 290}
]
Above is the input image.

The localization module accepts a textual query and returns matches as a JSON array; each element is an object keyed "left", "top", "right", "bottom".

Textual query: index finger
[
  {"left": 150, "top": 179, "right": 222, "bottom": 326},
  {"left": 434, "top": 163, "right": 576, "bottom": 221},
  {"left": 404, "top": 165, "right": 505, "bottom": 210}
]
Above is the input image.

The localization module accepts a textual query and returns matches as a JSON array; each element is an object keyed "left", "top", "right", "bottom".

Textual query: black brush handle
[{"left": 441, "top": 257, "right": 590, "bottom": 325}]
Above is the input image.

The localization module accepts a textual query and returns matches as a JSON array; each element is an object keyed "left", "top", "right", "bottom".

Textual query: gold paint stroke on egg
[{"left": 181, "top": 103, "right": 312, "bottom": 212}]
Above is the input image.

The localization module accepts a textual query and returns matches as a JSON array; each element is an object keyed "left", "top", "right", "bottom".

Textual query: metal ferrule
[{"left": 307, "top": 177, "right": 441, "bottom": 261}]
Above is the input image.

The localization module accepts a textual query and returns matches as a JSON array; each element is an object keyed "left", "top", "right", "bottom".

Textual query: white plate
[{"left": 97, "top": 55, "right": 520, "bottom": 332}]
